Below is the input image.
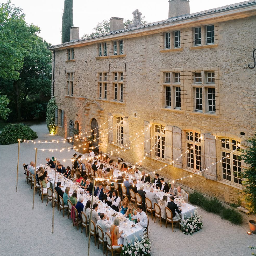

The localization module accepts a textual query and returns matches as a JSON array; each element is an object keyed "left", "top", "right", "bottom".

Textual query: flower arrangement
[
  {"left": 180, "top": 213, "right": 203, "bottom": 235},
  {"left": 121, "top": 235, "right": 151, "bottom": 256}
]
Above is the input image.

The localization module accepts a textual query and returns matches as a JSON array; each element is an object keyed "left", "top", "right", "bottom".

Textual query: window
[
  {"left": 98, "top": 43, "right": 108, "bottom": 57},
  {"left": 67, "top": 48, "right": 74, "bottom": 60},
  {"left": 193, "top": 71, "right": 216, "bottom": 113},
  {"left": 66, "top": 72, "right": 74, "bottom": 96},
  {"left": 113, "top": 72, "right": 124, "bottom": 102},
  {"left": 98, "top": 72, "right": 108, "bottom": 99},
  {"left": 119, "top": 40, "right": 123, "bottom": 55},
  {"left": 154, "top": 125, "right": 165, "bottom": 159},
  {"left": 113, "top": 41, "right": 118, "bottom": 55},
  {"left": 186, "top": 131, "right": 201, "bottom": 171},
  {"left": 174, "top": 31, "right": 180, "bottom": 48},
  {"left": 194, "top": 27, "right": 201, "bottom": 46},
  {"left": 221, "top": 138, "right": 241, "bottom": 184},
  {"left": 116, "top": 117, "right": 124, "bottom": 146},
  {"left": 112, "top": 40, "right": 124, "bottom": 56},
  {"left": 163, "top": 72, "right": 181, "bottom": 110},
  {"left": 206, "top": 25, "right": 214, "bottom": 45},
  {"left": 165, "top": 33, "right": 171, "bottom": 49}
]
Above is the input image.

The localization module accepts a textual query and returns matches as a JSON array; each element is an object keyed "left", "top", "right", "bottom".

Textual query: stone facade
[{"left": 51, "top": 0, "right": 256, "bottom": 205}]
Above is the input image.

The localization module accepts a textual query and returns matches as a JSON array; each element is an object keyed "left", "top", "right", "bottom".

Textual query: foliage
[
  {"left": 0, "top": 123, "right": 37, "bottom": 145},
  {"left": 189, "top": 191, "right": 242, "bottom": 225},
  {"left": 180, "top": 213, "right": 203, "bottom": 235},
  {"left": 0, "top": 1, "right": 52, "bottom": 121},
  {"left": 242, "top": 135, "right": 256, "bottom": 213},
  {"left": 220, "top": 207, "right": 243, "bottom": 225},
  {"left": 62, "top": 0, "right": 73, "bottom": 43},
  {"left": 121, "top": 235, "right": 151, "bottom": 256},
  {"left": 82, "top": 18, "right": 147, "bottom": 38},
  {"left": 46, "top": 98, "right": 57, "bottom": 132},
  {"left": 0, "top": 95, "right": 11, "bottom": 120}
]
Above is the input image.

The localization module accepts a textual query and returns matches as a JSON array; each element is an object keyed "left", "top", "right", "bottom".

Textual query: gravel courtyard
[{"left": 0, "top": 123, "right": 255, "bottom": 256}]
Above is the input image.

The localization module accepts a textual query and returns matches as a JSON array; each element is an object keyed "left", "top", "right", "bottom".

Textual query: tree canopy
[
  {"left": 62, "top": 0, "right": 73, "bottom": 43},
  {"left": 0, "top": 1, "right": 52, "bottom": 121}
]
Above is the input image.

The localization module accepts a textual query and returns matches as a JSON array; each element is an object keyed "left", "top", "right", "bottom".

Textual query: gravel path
[{"left": 0, "top": 123, "right": 255, "bottom": 256}]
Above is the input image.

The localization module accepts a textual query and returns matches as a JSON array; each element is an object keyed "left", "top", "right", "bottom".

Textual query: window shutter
[
  {"left": 173, "top": 126, "right": 182, "bottom": 168},
  {"left": 144, "top": 121, "right": 151, "bottom": 157},
  {"left": 123, "top": 117, "right": 129, "bottom": 147},
  {"left": 55, "top": 108, "right": 58, "bottom": 126},
  {"left": 203, "top": 133, "right": 217, "bottom": 180},
  {"left": 61, "top": 110, "right": 64, "bottom": 127},
  {"left": 108, "top": 116, "right": 113, "bottom": 144},
  {"left": 165, "top": 125, "right": 173, "bottom": 162}
]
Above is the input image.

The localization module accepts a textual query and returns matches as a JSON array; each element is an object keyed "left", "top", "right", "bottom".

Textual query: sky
[{"left": 3, "top": 0, "right": 243, "bottom": 45}]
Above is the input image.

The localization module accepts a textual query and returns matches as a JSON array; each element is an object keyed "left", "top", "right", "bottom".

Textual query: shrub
[
  {"left": 220, "top": 207, "right": 243, "bottom": 225},
  {"left": 204, "top": 198, "right": 224, "bottom": 214},
  {"left": 0, "top": 123, "right": 38, "bottom": 145},
  {"left": 189, "top": 191, "right": 206, "bottom": 207}
]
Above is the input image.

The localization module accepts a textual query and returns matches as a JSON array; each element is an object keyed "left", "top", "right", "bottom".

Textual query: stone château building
[{"left": 50, "top": 0, "right": 256, "bottom": 204}]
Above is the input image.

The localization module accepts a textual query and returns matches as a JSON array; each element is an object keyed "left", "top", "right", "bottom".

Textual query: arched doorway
[
  {"left": 91, "top": 118, "right": 99, "bottom": 153},
  {"left": 68, "top": 120, "right": 74, "bottom": 137}
]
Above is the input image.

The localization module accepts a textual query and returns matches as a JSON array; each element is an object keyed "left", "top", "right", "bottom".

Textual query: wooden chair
[
  {"left": 154, "top": 203, "right": 162, "bottom": 227},
  {"left": 130, "top": 189, "right": 136, "bottom": 204},
  {"left": 72, "top": 207, "right": 81, "bottom": 230},
  {"left": 122, "top": 185, "right": 127, "bottom": 198},
  {"left": 143, "top": 217, "right": 149, "bottom": 237},
  {"left": 39, "top": 181, "right": 48, "bottom": 203},
  {"left": 59, "top": 195, "right": 68, "bottom": 217},
  {"left": 54, "top": 189, "right": 59, "bottom": 210},
  {"left": 31, "top": 175, "right": 40, "bottom": 193},
  {"left": 81, "top": 212, "right": 88, "bottom": 236},
  {"left": 136, "top": 193, "right": 142, "bottom": 208},
  {"left": 46, "top": 187, "right": 53, "bottom": 206},
  {"left": 105, "top": 232, "right": 122, "bottom": 256},
  {"left": 97, "top": 225, "right": 105, "bottom": 252},
  {"left": 165, "top": 207, "right": 181, "bottom": 232},
  {"left": 90, "top": 220, "right": 97, "bottom": 246},
  {"left": 67, "top": 199, "right": 73, "bottom": 219},
  {"left": 145, "top": 198, "right": 155, "bottom": 220},
  {"left": 27, "top": 172, "right": 32, "bottom": 185}
]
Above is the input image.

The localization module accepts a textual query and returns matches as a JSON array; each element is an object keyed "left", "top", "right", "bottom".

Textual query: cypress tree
[{"left": 62, "top": 0, "right": 73, "bottom": 43}]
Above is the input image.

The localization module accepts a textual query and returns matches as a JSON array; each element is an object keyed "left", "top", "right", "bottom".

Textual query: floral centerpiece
[
  {"left": 121, "top": 235, "right": 151, "bottom": 256},
  {"left": 180, "top": 213, "right": 203, "bottom": 235}
]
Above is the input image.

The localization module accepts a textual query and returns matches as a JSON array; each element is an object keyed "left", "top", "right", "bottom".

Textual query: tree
[
  {"left": 0, "top": 95, "right": 11, "bottom": 120},
  {"left": 46, "top": 98, "right": 57, "bottom": 134},
  {"left": 62, "top": 0, "right": 73, "bottom": 43},
  {"left": 82, "top": 18, "right": 147, "bottom": 38},
  {"left": 242, "top": 135, "right": 256, "bottom": 213},
  {"left": 0, "top": 1, "right": 52, "bottom": 121}
]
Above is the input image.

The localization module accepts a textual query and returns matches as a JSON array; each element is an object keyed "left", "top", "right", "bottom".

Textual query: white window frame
[
  {"left": 67, "top": 72, "right": 74, "bottom": 96},
  {"left": 154, "top": 125, "right": 165, "bottom": 159},
  {"left": 116, "top": 117, "right": 124, "bottom": 146},
  {"left": 174, "top": 31, "right": 180, "bottom": 48},
  {"left": 221, "top": 138, "right": 242, "bottom": 185},
  {"left": 67, "top": 48, "right": 74, "bottom": 60},
  {"left": 113, "top": 72, "right": 124, "bottom": 102},
  {"left": 206, "top": 25, "right": 214, "bottom": 45},
  {"left": 194, "top": 27, "right": 202, "bottom": 46},
  {"left": 165, "top": 32, "right": 171, "bottom": 49}
]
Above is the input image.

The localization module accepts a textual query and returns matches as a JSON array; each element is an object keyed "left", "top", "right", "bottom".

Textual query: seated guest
[
  {"left": 160, "top": 178, "right": 169, "bottom": 193},
  {"left": 107, "top": 190, "right": 121, "bottom": 212},
  {"left": 169, "top": 183, "right": 177, "bottom": 196},
  {"left": 92, "top": 203, "right": 100, "bottom": 224},
  {"left": 167, "top": 196, "right": 181, "bottom": 220},
  {"left": 63, "top": 187, "right": 70, "bottom": 205},
  {"left": 46, "top": 158, "right": 55, "bottom": 168},
  {"left": 69, "top": 191, "right": 77, "bottom": 206},
  {"left": 28, "top": 161, "right": 35, "bottom": 175},
  {"left": 154, "top": 173, "right": 161, "bottom": 189},
  {"left": 131, "top": 180, "right": 138, "bottom": 194},
  {"left": 84, "top": 200, "right": 91, "bottom": 220},
  {"left": 138, "top": 186, "right": 146, "bottom": 211},
  {"left": 103, "top": 186, "right": 112, "bottom": 206},
  {"left": 134, "top": 167, "right": 141, "bottom": 179},
  {"left": 141, "top": 171, "right": 150, "bottom": 183},
  {"left": 80, "top": 176, "right": 86, "bottom": 188},
  {"left": 97, "top": 213, "right": 111, "bottom": 236},
  {"left": 57, "top": 164, "right": 65, "bottom": 174},
  {"left": 39, "top": 171, "right": 48, "bottom": 188},
  {"left": 85, "top": 179, "right": 93, "bottom": 195},
  {"left": 123, "top": 178, "right": 131, "bottom": 196},
  {"left": 55, "top": 182, "right": 64, "bottom": 202},
  {"left": 94, "top": 184, "right": 104, "bottom": 201},
  {"left": 133, "top": 206, "right": 148, "bottom": 228},
  {"left": 120, "top": 197, "right": 129, "bottom": 215},
  {"left": 146, "top": 188, "right": 160, "bottom": 209},
  {"left": 75, "top": 173, "right": 83, "bottom": 183},
  {"left": 125, "top": 203, "right": 135, "bottom": 221},
  {"left": 75, "top": 197, "right": 84, "bottom": 218},
  {"left": 110, "top": 218, "right": 123, "bottom": 249},
  {"left": 92, "top": 161, "right": 98, "bottom": 176},
  {"left": 64, "top": 166, "right": 71, "bottom": 178}
]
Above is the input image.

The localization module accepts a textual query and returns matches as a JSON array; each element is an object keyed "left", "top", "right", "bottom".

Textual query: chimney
[
  {"left": 70, "top": 26, "right": 79, "bottom": 41},
  {"left": 168, "top": 0, "right": 190, "bottom": 19},
  {"left": 110, "top": 17, "right": 124, "bottom": 31}
]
